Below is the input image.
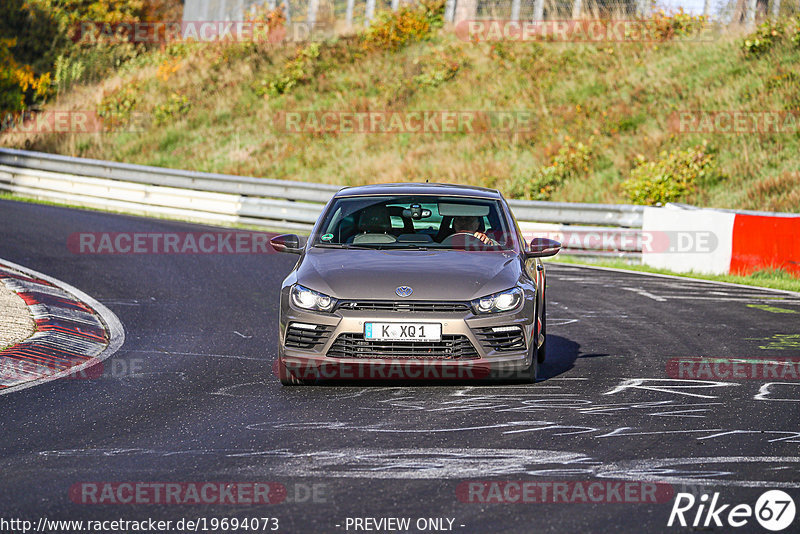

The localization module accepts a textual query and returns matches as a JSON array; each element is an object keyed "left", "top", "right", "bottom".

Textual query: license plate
[{"left": 364, "top": 322, "right": 442, "bottom": 342}]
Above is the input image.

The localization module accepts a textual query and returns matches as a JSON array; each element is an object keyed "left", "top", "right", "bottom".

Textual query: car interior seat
[{"left": 351, "top": 204, "right": 397, "bottom": 244}]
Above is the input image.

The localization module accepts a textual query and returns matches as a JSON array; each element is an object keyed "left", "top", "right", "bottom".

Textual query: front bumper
[{"left": 278, "top": 298, "right": 536, "bottom": 381}]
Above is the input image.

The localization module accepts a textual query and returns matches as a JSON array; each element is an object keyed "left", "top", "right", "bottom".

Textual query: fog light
[{"left": 492, "top": 326, "right": 520, "bottom": 333}]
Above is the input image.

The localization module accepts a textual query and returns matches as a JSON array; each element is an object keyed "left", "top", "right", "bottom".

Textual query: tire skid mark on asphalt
[
  {"left": 548, "top": 318, "right": 581, "bottom": 326},
  {"left": 756, "top": 382, "right": 800, "bottom": 401},
  {"left": 243, "top": 418, "right": 800, "bottom": 444},
  {"left": 115, "top": 371, "right": 190, "bottom": 388},
  {"left": 358, "top": 395, "right": 724, "bottom": 417},
  {"left": 621, "top": 287, "right": 668, "bottom": 302},
  {"left": 118, "top": 348, "right": 263, "bottom": 361},
  {"left": 551, "top": 266, "right": 800, "bottom": 305},
  {"left": 26, "top": 446, "right": 800, "bottom": 487},
  {"left": 593, "top": 456, "right": 800, "bottom": 489}
]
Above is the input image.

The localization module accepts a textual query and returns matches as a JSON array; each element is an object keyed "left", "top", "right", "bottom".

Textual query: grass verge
[{"left": 549, "top": 255, "right": 800, "bottom": 293}]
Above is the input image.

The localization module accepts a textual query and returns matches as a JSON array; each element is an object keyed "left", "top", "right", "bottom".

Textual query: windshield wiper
[
  {"left": 390, "top": 244, "right": 429, "bottom": 250},
  {"left": 314, "top": 243, "right": 383, "bottom": 250}
]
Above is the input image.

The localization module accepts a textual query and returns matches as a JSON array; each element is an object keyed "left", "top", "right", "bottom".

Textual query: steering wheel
[{"left": 440, "top": 232, "right": 487, "bottom": 248}]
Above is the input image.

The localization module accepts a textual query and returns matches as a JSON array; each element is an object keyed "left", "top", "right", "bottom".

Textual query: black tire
[
  {"left": 537, "top": 298, "right": 547, "bottom": 363},
  {"left": 518, "top": 302, "right": 540, "bottom": 383},
  {"left": 518, "top": 344, "right": 538, "bottom": 383}
]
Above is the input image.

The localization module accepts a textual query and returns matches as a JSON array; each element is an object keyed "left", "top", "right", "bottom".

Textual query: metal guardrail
[
  {"left": 508, "top": 199, "right": 642, "bottom": 228},
  {"left": 0, "top": 148, "right": 340, "bottom": 203},
  {"left": 0, "top": 148, "right": 644, "bottom": 255}
]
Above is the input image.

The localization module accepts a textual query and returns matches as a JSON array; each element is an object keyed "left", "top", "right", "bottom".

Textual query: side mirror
[
  {"left": 526, "top": 237, "right": 561, "bottom": 258},
  {"left": 270, "top": 234, "right": 303, "bottom": 254}
]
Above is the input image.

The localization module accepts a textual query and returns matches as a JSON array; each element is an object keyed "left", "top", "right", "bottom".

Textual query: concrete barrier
[{"left": 643, "top": 204, "right": 800, "bottom": 276}]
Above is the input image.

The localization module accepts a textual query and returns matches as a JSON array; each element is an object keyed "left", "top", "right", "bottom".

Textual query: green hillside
[{"left": 2, "top": 3, "right": 799, "bottom": 212}]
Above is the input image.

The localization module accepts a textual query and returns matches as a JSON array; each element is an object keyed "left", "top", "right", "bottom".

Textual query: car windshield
[{"left": 311, "top": 195, "right": 518, "bottom": 251}]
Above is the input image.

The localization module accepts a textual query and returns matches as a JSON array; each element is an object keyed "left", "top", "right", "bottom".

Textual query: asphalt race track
[{"left": 1, "top": 198, "right": 799, "bottom": 533}]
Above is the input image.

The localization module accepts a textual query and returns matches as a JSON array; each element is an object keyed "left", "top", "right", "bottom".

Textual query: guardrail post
[
  {"left": 532, "top": 0, "right": 544, "bottom": 23},
  {"left": 745, "top": 0, "right": 757, "bottom": 27},
  {"left": 444, "top": 0, "right": 456, "bottom": 23},
  {"left": 346, "top": 0, "right": 355, "bottom": 26},
  {"left": 284, "top": 0, "right": 292, "bottom": 25},
  {"left": 365, "top": 0, "right": 376, "bottom": 26},
  {"left": 307, "top": 0, "right": 319, "bottom": 30},
  {"left": 454, "top": 0, "right": 477, "bottom": 23},
  {"left": 571, "top": 0, "right": 582, "bottom": 19}
]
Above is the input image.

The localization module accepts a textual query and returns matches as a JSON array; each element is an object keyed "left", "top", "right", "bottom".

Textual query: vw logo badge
[{"left": 395, "top": 286, "right": 413, "bottom": 297}]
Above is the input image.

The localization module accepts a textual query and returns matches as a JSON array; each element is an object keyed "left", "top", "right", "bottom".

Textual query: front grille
[
  {"left": 335, "top": 301, "right": 471, "bottom": 313},
  {"left": 327, "top": 334, "right": 480, "bottom": 360},
  {"left": 476, "top": 326, "right": 526, "bottom": 352},
  {"left": 285, "top": 324, "right": 333, "bottom": 349}
]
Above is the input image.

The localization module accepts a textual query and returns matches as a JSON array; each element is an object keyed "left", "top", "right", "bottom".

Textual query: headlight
[
  {"left": 290, "top": 284, "right": 336, "bottom": 312},
  {"left": 471, "top": 287, "right": 524, "bottom": 314}
]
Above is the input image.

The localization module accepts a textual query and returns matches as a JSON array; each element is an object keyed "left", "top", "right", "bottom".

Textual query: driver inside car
[{"left": 451, "top": 216, "right": 499, "bottom": 246}]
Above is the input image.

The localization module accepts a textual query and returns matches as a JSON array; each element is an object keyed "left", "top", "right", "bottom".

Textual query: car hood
[{"left": 296, "top": 248, "right": 524, "bottom": 301}]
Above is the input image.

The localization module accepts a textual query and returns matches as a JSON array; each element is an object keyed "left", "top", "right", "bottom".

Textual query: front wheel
[
  {"left": 537, "top": 299, "right": 547, "bottom": 363},
  {"left": 518, "top": 306, "right": 540, "bottom": 383},
  {"left": 517, "top": 344, "right": 538, "bottom": 383}
]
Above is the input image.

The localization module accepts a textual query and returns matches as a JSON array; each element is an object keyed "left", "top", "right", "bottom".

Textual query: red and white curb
[
  {"left": 642, "top": 204, "right": 800, "bottom": 276},
  {"left": 0, "top": 258, "right": 124, "bottom": 395}
]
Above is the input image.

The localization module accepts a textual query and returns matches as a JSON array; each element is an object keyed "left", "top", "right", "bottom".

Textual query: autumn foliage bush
[
  {"left": 360, "top": 0, "right": 445, "bottom": 52},
  {"left": 622, "top": 144, "right": 724, "bottom": 206},
  {"left": 0, "top": 0, "right": 181, "bottom": 111},
  {"left": 507, "top": 138, "right": 594, "bottom": 201}
]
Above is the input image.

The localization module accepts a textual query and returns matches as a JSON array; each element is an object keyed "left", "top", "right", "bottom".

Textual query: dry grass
[
  {"left": 2, "top": 15, "right": 799, "bottom": 213},
  {"left": 746, "top": 171, "right": 800, "bottom": 211}
]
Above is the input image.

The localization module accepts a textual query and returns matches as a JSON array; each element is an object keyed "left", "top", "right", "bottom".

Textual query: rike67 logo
[{"left": 668, "top": 490, "right": 796, "bottom": 531}]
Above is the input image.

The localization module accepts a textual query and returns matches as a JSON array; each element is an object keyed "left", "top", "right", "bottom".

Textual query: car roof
[{"left": 334, "top": 182, "right": 503, "bottom": 199}]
